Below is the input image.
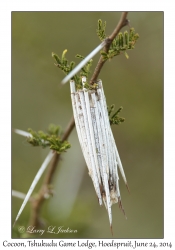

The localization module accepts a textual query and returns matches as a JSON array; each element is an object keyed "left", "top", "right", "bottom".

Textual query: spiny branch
[
  {"left": 28, "top": 12, "right": 129, "bottom": 228},
  {"left": 90, "top": 12, "right": 129, "bottom": 84},
  {"left": 29, "top": 117, "right": 75, "bottom": 227}
]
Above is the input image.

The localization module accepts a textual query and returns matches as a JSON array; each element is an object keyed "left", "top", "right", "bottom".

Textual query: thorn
[
  {"left": 126, "top": 183, "right": 130, "bottom": 193},
  {"left": 13, "top": 220, "right": 17, "bottom": 227},
  {"left": 100, "top": 183, "right": 104, "bottom": 196},
  {"left": 61, "top": 40, "right": 106, "bottom": 84},
  {"left": 110, "top": 224, "right": 113, "bottom": 236},
  {"left": 118, "top": 198, "right": 127, "bottom": 219}
]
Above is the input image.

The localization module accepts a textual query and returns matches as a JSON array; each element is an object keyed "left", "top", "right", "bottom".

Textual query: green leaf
[
  {"left": 98, "top": 25, "right": 139, "bottom": 61},
  {"left": 27, "top": 125, "right": 71, "bottom": 153},
  {"left": 52, "top": 50, "right": 93, "bottom": 89},
  {"left": 124, "top": 51, "right": 129, "bottom": 59},
  {"left": 97, "top": 19, "right": 106, "bottom": 41},
  {"left": 108, "top": 105, "right": 125, "bottom": 126}
]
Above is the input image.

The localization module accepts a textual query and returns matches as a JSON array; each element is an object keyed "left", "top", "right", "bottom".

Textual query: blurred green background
[{"left": 12, "top": 12, "right": 163, "bottom": 238}]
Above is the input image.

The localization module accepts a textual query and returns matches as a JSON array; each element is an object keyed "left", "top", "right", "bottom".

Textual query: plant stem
[
  {"left": 90, "top": 12, "right": 129, "bottom": 84},
  {"left": 29, "top": 117, "right": 75, "bottom": 227},
  {"left": 28, "top": 11, "right": 129, "bottom": 228}
]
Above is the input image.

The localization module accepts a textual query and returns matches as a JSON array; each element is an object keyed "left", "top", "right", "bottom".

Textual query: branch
[
  {"left": 90, "top": 12, "right": 129, "bottom": 84},
  {"left": 28, "top": 12, "right": 129, "bottom": 228},
  {"left": 29, "top": 117, "right": 75, "bottom": 227}
]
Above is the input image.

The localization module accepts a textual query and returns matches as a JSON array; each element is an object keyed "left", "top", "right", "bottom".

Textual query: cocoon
[{"left": 70, "top": 76, "right": 128, "bottom": 228}]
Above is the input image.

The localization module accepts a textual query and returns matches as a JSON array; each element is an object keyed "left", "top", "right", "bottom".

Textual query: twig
[
  {"left": 61, "top": 41, "right": 106, "bottom": 85},
  {"left": 90, "top": 12, "right": 129, "bottom": 84},
  {"left": 29, "top": 116, "right": 75, "bottom": 227},
  {"left": 28, "top": 11, "right": 129, "bottom": 228}
]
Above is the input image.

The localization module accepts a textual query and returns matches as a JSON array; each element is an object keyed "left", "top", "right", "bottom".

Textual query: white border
[{"left": 0, "top": 1, "right": 174, "bottom": 248}]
